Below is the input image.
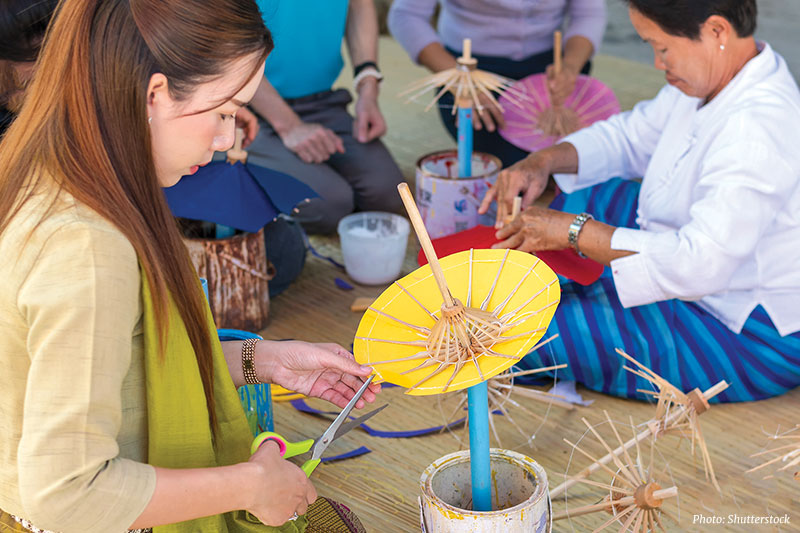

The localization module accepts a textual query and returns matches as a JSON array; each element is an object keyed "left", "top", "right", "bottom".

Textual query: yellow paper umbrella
[{"left": 354, "top": 222, "right": 560, "bottom": 396}]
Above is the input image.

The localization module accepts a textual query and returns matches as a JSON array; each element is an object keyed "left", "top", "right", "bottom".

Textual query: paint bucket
[
  {"left": 415, "top": 150, "right": 501, "bottom": 239},
  {"left": 419, "top": 449, "right": 550, "bottom": 532}
]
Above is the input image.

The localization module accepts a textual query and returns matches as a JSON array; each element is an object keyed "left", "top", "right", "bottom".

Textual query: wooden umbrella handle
[
  {"left": 554, "top": 31, "right": 562, "bottom": 75},
  {"left": 397, "top": 183, "right": 454, "bottom": 306},
  {"left": 227, "top": 128, "right": 248, "bottom": 163}
]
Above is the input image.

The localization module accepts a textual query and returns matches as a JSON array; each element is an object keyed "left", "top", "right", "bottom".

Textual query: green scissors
[{"left": 250, "top": 375, "right": 386, "bottom": 477}]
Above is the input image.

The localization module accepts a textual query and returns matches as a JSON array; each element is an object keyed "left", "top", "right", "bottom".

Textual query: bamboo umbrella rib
[
  {"left": 604, "top": 411, "right": 643, "bottom": 485},
  {"left": 593, "top": 504, "right": 636, "bottom": 533},
  {"left": 490, "top": 259, "right": 540, "bottom": 316},
  {"left": 368, "top": 307, "right": 431, "bottom": 334},
  {"left": 466, "top": 249, "right": 474, "bottom": 307},
  {"left": 563, "top": 438, "right": 636, "bottom": 489},
  {"left": 367, "top": 351, "right": 431, "bottom": 365},
  {"left": 617, "top": 506, "right": 641, "bottom": 533},
  {"left": 505, "top": 362, "right": 568, "bottom": 378},
  {"left": 631, "top": 416, "right": 647, "bottom": 483},
  {"left": 479, "top": 249, "right": 510, "bottom": 310},
  {"left": 394, "top": 281, "right": 437, "bottom": 320},
  {"left": 356, "top": 337, "right": 428, "bottom": 347},
  {"left": 569, "top": 477, "right": 634, "bottom": 494},
  {"left": 582, "top": 417, "right": 641, "bottom": 486}
]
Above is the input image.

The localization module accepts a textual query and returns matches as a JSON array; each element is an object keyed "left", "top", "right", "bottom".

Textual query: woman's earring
[
  {"left": 720, "top": 44, "right": 725, "bottom": 51},
  {"left": 148, "top": 116, "right": 152, "bottom": 125}
]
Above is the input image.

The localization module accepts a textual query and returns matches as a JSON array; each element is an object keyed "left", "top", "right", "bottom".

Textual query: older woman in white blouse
[{"left": 480, "top": 0, "right": 800, "bottom": 402}]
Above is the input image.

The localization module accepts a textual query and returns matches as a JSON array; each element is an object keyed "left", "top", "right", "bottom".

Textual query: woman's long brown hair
[{"left": 0, "top": 0, "right": 271, "bottom": 434}]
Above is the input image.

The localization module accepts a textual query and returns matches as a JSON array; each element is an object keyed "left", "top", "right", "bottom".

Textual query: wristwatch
[{"left": 567, "top": 212, "right": 594, "bottom": 258}]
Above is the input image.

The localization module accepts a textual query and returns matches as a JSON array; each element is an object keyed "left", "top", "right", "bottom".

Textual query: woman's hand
[
  {"left": 235, "top": 107, "right": 260, "bottom": 148},
  {"left": 545, "top": 64, "right": 579, "bottom": 108},
  {"left": 257, "top": 341, "right": 380, "bottom": 409},
  {"left": 479, "top": 151, "right": 554, "bottom": 227},
  {"left": 246, "top": 441, "right": 317, "bottom": 526},
  {"left": 280, "top": 122, "right": 345, "bottom": 164},
  {"left": 492, "top": 205, "right": 571, "bottom": 253},
  {"left": 354, "top": 78, "right": 387, "bottom": 143},
  {"left": 472, "top": 91, "right": 506, "bottom": 132}
]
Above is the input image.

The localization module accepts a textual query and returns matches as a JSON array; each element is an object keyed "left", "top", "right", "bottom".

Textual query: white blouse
[{"left": 555, "top": 43, "right": 800, "bottom": 336}]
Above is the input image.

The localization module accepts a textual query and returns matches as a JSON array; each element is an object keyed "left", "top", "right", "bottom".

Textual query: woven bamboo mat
[{"left": 260, "top": 236, "right": 800, "bottom": 532}]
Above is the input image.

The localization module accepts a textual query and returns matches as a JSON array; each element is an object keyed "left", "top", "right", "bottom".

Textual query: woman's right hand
[
  {"left": 246, "top": 441, "right": 318, "bottom": 526},
  {"left": 479, "top": 151, "right": 553, "bottom": 227}
]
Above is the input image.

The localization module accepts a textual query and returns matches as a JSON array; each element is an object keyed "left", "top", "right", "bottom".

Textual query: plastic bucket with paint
[
  {"left": 419, "top": 449, "right": 550, "bottom": 532},
  {"left": 337, "top": 211, "right": 410, "bottom": 285},
  {"left": 415, "top": 150, "right": 501, "bottom": 239}
]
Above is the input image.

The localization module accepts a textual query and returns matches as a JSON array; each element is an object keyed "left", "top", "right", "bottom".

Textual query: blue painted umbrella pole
[
  {"left": 457, "top": 105, "right": 473, "bottom": 178},
  {"left": 467, "top": 381, "right": 492, "bottom": 511},
  {"left": 458, "top": 101, "right": 493, "bottom": 512}
]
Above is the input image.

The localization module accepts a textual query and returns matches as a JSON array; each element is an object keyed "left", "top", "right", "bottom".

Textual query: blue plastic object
[
  {"left": 457, "top": 107, "right": 473, "bottom": 178},
  {"left": 458, "top": 102, "right": 493, "bottom": 511},
  {"left": 467, "top": 382, "right": 492, "bottom": 511},
  {"left": 217, "top": 328, "right": 274, "bottom": 435}
]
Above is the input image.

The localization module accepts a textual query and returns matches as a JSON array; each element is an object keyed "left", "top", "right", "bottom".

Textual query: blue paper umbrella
[{"left": 163, "top": 161, "right": 318, "bottom": 233}]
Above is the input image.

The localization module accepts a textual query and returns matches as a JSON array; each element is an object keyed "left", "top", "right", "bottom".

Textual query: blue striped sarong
[{"left": 516, "top": 178, "right": 800, "bottom": 403}]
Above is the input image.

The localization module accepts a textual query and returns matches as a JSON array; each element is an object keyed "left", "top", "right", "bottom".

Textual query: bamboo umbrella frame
[
  {"left": 398, "top": 38, "right": 528, "bottom": 118},
  {"left": 550, "top": 349, "right": 729, "bottom": 498},
  {"left": 746, "top": 424, "right": 800, "bottom": 481},
  {"left": 554, "top": 415, "right": 679, "bottom": 532},
  {"left": 535, "top": 31, "right": 581, "bottom": 138}
]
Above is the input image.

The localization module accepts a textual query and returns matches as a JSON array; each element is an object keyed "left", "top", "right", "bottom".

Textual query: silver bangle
[{"left": 567, "top": 212, "right": 594, "bottom": 258}]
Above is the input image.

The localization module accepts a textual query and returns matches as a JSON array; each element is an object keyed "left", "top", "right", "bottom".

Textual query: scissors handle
[{"left": 251, "top": 431, "right": 314, "bottom": 459}]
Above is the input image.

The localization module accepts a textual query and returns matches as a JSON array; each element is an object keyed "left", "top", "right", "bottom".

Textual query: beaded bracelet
[{"left": 241, "top": 338, "right": 262, "bottom": 385}]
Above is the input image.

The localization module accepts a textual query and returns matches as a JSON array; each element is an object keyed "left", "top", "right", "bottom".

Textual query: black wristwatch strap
[{"left": 353, "top": 61, "right": 379, "bottom": 77}]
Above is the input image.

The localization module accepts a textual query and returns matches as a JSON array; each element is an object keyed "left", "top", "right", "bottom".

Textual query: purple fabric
[
  {"left": 321, "top": 446, "right": 371, "bottom": 463},
  {"left": 290, "top": 399, "right": 465, "bottom": 438},
  {"left": 389, "top": 0, "right": 606, "bottom": 63}
]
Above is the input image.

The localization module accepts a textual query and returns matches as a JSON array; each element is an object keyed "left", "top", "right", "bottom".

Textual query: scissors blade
[
  {"left": 310, "top": 375, "right": 374, "bottom": 461},
  {"left": 332, "top": 403, "right": 388, "bottom": 441}
]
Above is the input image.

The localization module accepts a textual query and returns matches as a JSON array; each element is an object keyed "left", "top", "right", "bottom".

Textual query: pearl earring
[
  {"left": 148, "top": 116, "right": 152, "bottom": 125},
  {"left": 720, "top": 44, "right": 725, "bottom": 51}
]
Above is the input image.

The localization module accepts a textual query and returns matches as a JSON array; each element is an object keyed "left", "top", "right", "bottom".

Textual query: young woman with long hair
[{"left": 0, "top": 1, "right": 378, "bottom": 532}]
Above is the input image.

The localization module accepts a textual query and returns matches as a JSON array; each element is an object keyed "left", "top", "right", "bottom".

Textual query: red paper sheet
[{"left": 417, "top": 225, "right": 604, "bottom": 286}]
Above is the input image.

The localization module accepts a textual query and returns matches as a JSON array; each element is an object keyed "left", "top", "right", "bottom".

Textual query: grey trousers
[{"left": 247, "top": 88, "right": 404, "bottom": 234}]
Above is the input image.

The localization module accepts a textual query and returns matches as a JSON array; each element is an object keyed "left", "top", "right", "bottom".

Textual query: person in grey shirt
[{"left": 389, "top": 0, "right": 607, "bottom": 168}]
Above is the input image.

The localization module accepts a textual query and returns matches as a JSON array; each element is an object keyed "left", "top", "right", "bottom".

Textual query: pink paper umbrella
[{"left": 498, "top": 74, "right": 620, "bottom": 153}]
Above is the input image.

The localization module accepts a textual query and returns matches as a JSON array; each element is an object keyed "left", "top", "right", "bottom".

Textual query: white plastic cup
[{"left": 337, "top": 211, "right": 410, "bottom": 285}]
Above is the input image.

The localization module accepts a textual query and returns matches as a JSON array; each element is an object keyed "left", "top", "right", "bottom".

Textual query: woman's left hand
[
  {"left": 258, "top": 341, "right": 380, "bottom": 409},
  {"left": 493, "top": 205, "right": 571, "bottom": 253},
  {"left": 545, "top": 64, "right": 579, "bottom": 108}
]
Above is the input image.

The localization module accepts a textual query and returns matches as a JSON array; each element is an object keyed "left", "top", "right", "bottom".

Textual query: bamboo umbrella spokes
[
  {"left": 746, "top": 424, "right": 800, "bottom": 481},
  {"left": 555, "top": 418, "right": 679, "bottom": 532},
  {"left": 616, "top": 348, "right": 724, "bottom": 492},
  {"left": 399, "top": 38, "right": 529, "bottom": 114},
  {"left": 550, "top": 360, "right": 728, "bottom": 501}
]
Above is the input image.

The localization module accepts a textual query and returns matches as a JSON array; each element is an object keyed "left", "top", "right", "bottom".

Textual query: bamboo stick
[
  {"left": 551, "top": 380, "right": 728, "bottom": 498},
  {"left": 397, "top": 183, "right": 454, "bottom": 306},
  {"left": 552, "top": 486, "right": 678, "bottom": 520}
]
